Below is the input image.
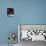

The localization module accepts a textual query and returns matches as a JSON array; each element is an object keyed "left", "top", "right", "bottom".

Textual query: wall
[{"left": 0, "top": 0, "right": 46, "bottom": 44}]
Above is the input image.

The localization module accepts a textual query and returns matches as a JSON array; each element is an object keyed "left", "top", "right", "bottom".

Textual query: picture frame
[{"left": 7, "top": 8, "right": 14, "bottom": 16}]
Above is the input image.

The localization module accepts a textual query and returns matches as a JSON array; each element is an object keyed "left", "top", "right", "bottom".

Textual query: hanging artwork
[
  {"left": 8, "top": 32, "right": 16, "bottom": 46},
  {"left": 8, "top": 32, "right": 16, "bottom": 41},
  {"left": 7, "top": 8, "right": 14, "bottom": 16},
  {"left": 18, "top": 24, "right": 46, "bottom": 41}
]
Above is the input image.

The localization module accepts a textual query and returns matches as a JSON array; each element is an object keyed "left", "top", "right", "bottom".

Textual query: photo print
[{"left": 7, "top": 8, "right": 14, "bottom": 16}]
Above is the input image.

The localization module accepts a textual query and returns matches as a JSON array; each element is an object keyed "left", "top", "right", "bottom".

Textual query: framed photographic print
[
  {"left": 7, "top": 8, "right": 14, "bottom": 16},
  {"left": 18, "top": 24, "right": 46, "bottom": 41}
]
